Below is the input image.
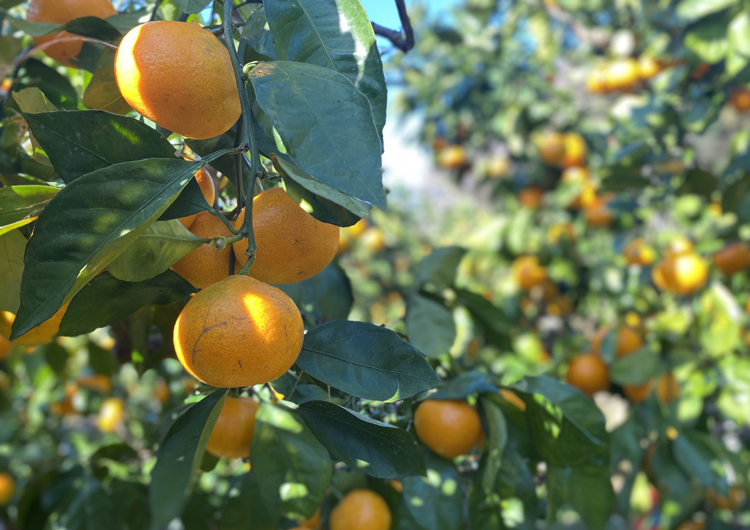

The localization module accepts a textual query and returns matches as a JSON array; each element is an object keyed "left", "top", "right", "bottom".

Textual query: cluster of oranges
[{"left": 586, "top": 55, "right": 665, "bottom": 94}]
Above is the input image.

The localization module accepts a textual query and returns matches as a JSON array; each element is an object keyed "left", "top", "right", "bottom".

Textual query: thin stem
[
  {"left": 208, "top": 208, "right": 240, "bottom": 234},
  {"left": 287, "top": 370, "right": 304, "bottom": 401},
  {"left": 149, "top": 0, "right": 164, "bottom": 21},
  {"left": 215, "top": 233, "right": 246, "bottom": 249},
  {"left": 371, "top": 0, "right": 415, "bottom": 53}
]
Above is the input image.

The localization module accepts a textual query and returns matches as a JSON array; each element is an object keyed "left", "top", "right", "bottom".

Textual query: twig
[
  {"left": 371, "top": 0, "right": 415, "bottom": 53},
  {"left": 149, "top": 0, "right": 164, "bottom": 22},
  {"left": 287, "top": 370, "right": 304, "bottom": 400}
]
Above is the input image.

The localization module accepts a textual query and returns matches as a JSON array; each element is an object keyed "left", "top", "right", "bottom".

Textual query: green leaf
[
  {"left": 107, "top": 220, "right": 207, "bottom": 282},
  {"left": 159, "top": 177, "right": 213, "bottom": 221},
  {"left": 513, "top": 376, "right": 609, "bottom": 467},
  {"left": 676, "top": 0, "right": 737, "bottom": 21},
  {"left": 22, "top": 110, "right": 176, "bottom": 184},
  {"left": 149, "top": 389, "right": 228, "bottom": 530},
  {"left": 83, "top": 47, "right": 132, "bottom": 115},
  {"left": 673, "top": 431, "right": 729, "bottom": 494},
  {"left": 59, "top": 271, "right": 196, "bottom": 336},
  {"left": 480, "top": 397, "right": 508, "bottom": 495},
  {"left": 429, "top": 372, "right": 498, "bottom": 400},
  {"left": 417, "top": 247, "right": 466, "bottom": 290},
  {"left": 0, "top": 185, "right": 58, "bottom": 231},
  {"left": 37, "top": 341, "right": 68, "bottom": 376},
  {"left": 175, "top": 0, "right": 213, "bottom": 14},
  {"left": 398, "top": 451, "right": 464, "bottom": 530},
  {"left": 729, "top": 11, "right": 750, "bottom": 56},
  {"left": 186, "top": 131, "right": 250, "bottom": 187},
  {"left": 10, "top": 156, "right": 219, "bottom": 340},
  {"left": 250, "top": 403, "right": 332, "bottom": 518},
  {"left": 296, "top": 321, "right": 440, "bottom": 402},
  {"left": 684, "top": 11, "right": 731, "bottom": 64},
  {"left": 264, "top": 0, "right": 387, "bottom": 138},
  {"left": 297, "top": 400, "right": 426, "bottom": 478},
  {"left": 677, "top": 169, "right": 718, "bottom": 196},
  {"left": 609, "top": 348, "right": 660, "bottom": 385},
  {"left": 14, "top": 59, "right": 78, "bottom": 110},
  {"left": 547, "top": 466, "right": 615, "bottom": 530},
  {"left": 277, "top": 263, "right": 353, "bottom": 324},
  {"left": 218, "top": 472, "right": 280, "bottom": 530},
  {"left": 406, "top": 294, "right": 456, "bottom": 358},
  {"left": 0, "top": 230, "right": 26, "bottom": 313},
  {"left": 12, "top": 87, "right": 58, "bottom": 113},
  {"left": 87, "top": 342, "right": 118, "bottom": 377},
  {"left": 248, "top": 61, "right": 386, "bottom": 209},
  {"left": 454, "top": 289, "right": 512, "bottom": 349},
  {"left": 698, "top": 282, "right": 742, "bottom": 356}
]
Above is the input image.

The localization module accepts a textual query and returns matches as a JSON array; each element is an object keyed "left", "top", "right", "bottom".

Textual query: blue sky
[{"left": 361, "top": 0, "right": 461, "bottom": 32}]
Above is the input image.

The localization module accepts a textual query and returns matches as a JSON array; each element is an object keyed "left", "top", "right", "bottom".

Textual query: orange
[
  {"left": 652, "top": 261, "right": 669, "bottom": 290},
  {"left": 519, "top": 187, "right": 544, "bottom": 209},
  {"left": 591, "top": 326, "right": 642, "bottom": 357},
  {"left": 51, "top": 383, "right": 78, "bottom": 416},
  {"left": 707, "top": 486, "right": 745, "bottom": 511},
  {"left": 561, "top": 167, "right": 596, "bottom": 209},
  {"left": 661, "top": 252, "right": 708, "bottom": 295},
  {"left": 206, "top": 396, "right": 259, "bottom": 459},
  {"left": 329, "top": 490, "right": 391, "bottom": 530},
  {"left": 233, "top": 188, "right": 340, "bottom": 284},
  {"left": 566, "top": 354, "right": 610, "bottom": 396},
  {"left": 171, "top": 212, "right": 233, "bottom": 289},
  {"left": 623, "top": 381, "right": 653, "bottom": 403},
  {"left": 548, "top": 222, "right": 575, "bottom": 243},
  {"left": 414, "top": 399, "right": 482, "bottom": 459},
  {"left": 97, "top": 397, "right": 125, "bottom": 433},
  {"left": 115, "top": 21, "right": 241, "bottom": 140},
  {"left": 512, "top": 256, "right": 547, "bottom": 290},
  {"left": 586, "top": 65, "right": 609, "bottom": 94},
  {"left": 561, "top": 133, "right": 587, "bottom": 168},
  {"left": 173, "top": 275, "right": 304, "bottom": 388},
  {"left": 546, "top": 294, "right": 574, "bottom": 316},
  {"left": 584, "top": 194, "right": 614, "bottom": 227},
  {"left": 638, "top": 56, "right": 662, "bottom": 81},
  {"left": 437, "top": 145, "right": 468, "bottom": 169},
  {"left": 297, "top": 506, "right": 321, "bottom": 528},
  {"left": 154, "top": 378, "right": 170, "bottom": 404},
  {"left": 0, "top": 335, "right": 12, "bottom": 361},
  {"left": 713, "top": 242, "right": 750, "bottom": 276},
  {"left": 538, "top": 132, "right": 565, "bottom": 166},
  {"left": 500, "top": 389, "right": 526, "bottom": 411},
  {"left": 690, "top": 62, "right": 711, "bottom": 81},
  {"left": 623, "top": 239, "right": 656, "bottom": 266},
  {"left": 666, "top": 236, "right": 694, "bottom": 257},
  {"left": 605, "top": 58, "right": 640, "bottom": 91},
  {"left": 656, "top": 373, "right": 679, "bottom": 404},
  {"left": 27, "top": 0, "right": 117, "bottom": 67},
  {"left": 561, "top": 166, "right": 589, "bottom": 184},
  {"left": 432, "top": 137, "right": 448, "bottom": 151},
  {"left": 361, "top": 226, "right": 386, "bottom": 254},
  {"left": 179, "top": 168, "right": 216, "bottom": 229},
  {"left": 731, "top": 87, "right": 750, "bottom": 112},
  {"left": 0, "top": 303, "right": 69, "bottom": 348},
  {"left": 486, "top": 155, "right": 510, "bottom": 178},
  {"left": 0, "top": 472, "right": 13, "bottom": 505},
  {"left": 77, "top": 374, "right": 112, "bottom": 394}
]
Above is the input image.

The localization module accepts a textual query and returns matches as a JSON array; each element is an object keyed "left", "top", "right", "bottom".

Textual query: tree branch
[{"left": 371, "top": 0, "right": 415, "bottom": 53}]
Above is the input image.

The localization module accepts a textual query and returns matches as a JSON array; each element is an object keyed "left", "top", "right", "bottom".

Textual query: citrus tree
[{"left": 1, "top": 0, "right": 750, "bottom": 530}]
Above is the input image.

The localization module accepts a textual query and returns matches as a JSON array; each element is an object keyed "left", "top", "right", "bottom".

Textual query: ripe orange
[
  {"left": 661, "top": 252, "right": 708, "bottom": 295},
  {"left": 0, "top": 472, "right": 14, "bottom": 505},
  {"left": 361, "top": 226, "right": 386, "bottom": 254},
  {"left": 0, "top": 303, "right": 69, "bottom": 348},
  {"left": 500, "top": 389, "right": 526, "bottom": 411},
  {"left": 623, "top": 381, "right": 653, "bottom": 403},
  {"left": 561, "top": 133, "right": 587, "bottom": 168},
  {"left": 713, "top": 242, "right": 750, "bottom": 276},
  {"left": 538, "top": 132, "right": 565, "bottom": 166},
  {"left": 97, "top": 397, "right": 125, "bottom": 433},
  {"left": 730, "top": 87, "right": 750, "bottom": 112},
  {"left": 566, "top": 354, "right": 610, "bottom": 396},
  {"left": 233, "top": 188, "right": 340, "bottom": 284},
  {"left": 414, "top": 399, "right": 482, "bottom": 459},
  {"left": 666, "top": 236, "right": 694, "bottom": 257},
  {"left": 519, "top": 187, "right": 544, "bottom": 209},
  {"left": 297, "top": 506, "right": 321, "bottom": 529},
  {"left": 584, "top": 195, "right": 614, "bottom": 227},
  {"left": 638, "top": 56, "right": 662, "bottom": 81},
  {"left": 656, "top": 373, "right": 679, "bottom": 404},
  {"left": 512, "top": 256, "right": 547, "bottom": 291},
  {"left": 206, "top": 396, "right": 259, "bottom": 459},
  {"left": 623, "top": 239, "right": 656, "bottom": 266},
  {"left": 171, "top": 212, "right": 233, "bottom": 289},
  {"left": 548, "top": 222, "right": 575, "bottom": 243},
  {"left": 179, "top": 168, "right": 216, "bottom": 229},
  {"left": 606, "top": 58, "right": 640, "bottom": 91},
  {"left": 652, "top": 261, "right": 669, "bottom": 290},
  {"left": 561, "top": 166, "right": 589, "bottom": 184},
  {"left": 0, "top": 335, "right": 12, "bottom": 361},
  {"left": 591, "top": 326, "right": 642, "bottom": 358},
  {"left": 586, "top": 65, "right": 609, "bottom": 94},
  {"left": 329, "top": 490, "right": 392, "bottom": 530},
  {"left": 173, "top": 275, "right": 304, "bottom": 388},
  {"left": 27, "top": 0, "right": 117, "bottom": 67},
  {"left": 77, "top": 374, "right": 112, "bottom": 394},
  {"left": 486, "top": 155, "right": 510, "bottom": 178},
  {"left": 115, "top": 21, "right": 241, "bottom": 140},
  {"left": 437, "top": 145, "right": 468, "bottom": 169}
]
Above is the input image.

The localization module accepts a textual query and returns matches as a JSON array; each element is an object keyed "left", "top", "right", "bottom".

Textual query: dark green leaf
[
  {"left": 218, "top": 472, "right": 280, "bottom": 530},
  {"left": 248, "top": 61, "right": 386, "bottom": 208},
  {"left": 417, "top": 247, "right": 466, "bottom": 290},
  {"left": 480, "top": 397, "right": 508, "bottom": 494},
  {"left": 87, "top": 342, "right": 118, "bottom": 377},
  {"left": 547, "top": 466, "right": 615, "bottom": 530},
  {"left": 175, "top": 0, "right": 213, "bottom": 14},
  {"left": 429, "top": 372, "right": 497, "bottom": 400},
  {"left": 673, "top": 431, "right": 729, "bottom": 494},
  {"left": 149, "top": 389, "right": 228, "bottom": 530},
  {"left": 297, "top": 400, "right": 426, "bottom": 479},
  {"left": 406, "top": 294, "right": 456, "bottom": 358},
  {"left": 250, "top": 403, "right": 332, "bottom": 517},
  {"left": 277, "top": 263, "right": 353, "bottom": 324},
  {"left": 14, "top": 59, "right": 78, "bottom": 110},
  {"left": 158, "top": 176, "right": 213, "bottom": 221},
  {"left": 9, "top": 15, "right": 120, "bottom": 40},
  {"left": 296, "top": 320, "right": 440, "bottom": 402},
  {"left": 678, "top": 169, "right": 718, "bottom": 196},
  {"left": 609, "top": 348, "right": 660, "bottom": 385},
  {"left": 22, "top": 110, "right": 176, "bottom": 184},
  {"left": 60, "top": 271, "right": 196, "bottom": 336},
  {"left": 454, "top": 289, "right": 512, "bottom": 349},
  {"left": 37, "top": 341, "right": 68, "bottom": 376}
]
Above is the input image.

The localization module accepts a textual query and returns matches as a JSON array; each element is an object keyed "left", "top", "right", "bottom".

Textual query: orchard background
[{"left": 0, "top": 0, "right": 749, "bottom": 529}]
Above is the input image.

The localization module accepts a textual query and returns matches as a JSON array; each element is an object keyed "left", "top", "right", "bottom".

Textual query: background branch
[{"left": 371, "top": 0, "right": 415, "bottom": 53}]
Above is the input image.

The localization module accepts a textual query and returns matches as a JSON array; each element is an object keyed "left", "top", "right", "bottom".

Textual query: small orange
[
  {"left": 27, "top": 0, "right": 117, "bottom": 67},
  {"left": 512, "top": 256, "right": 547, "bottom": 291},
  {"left": 97, "top": 397, "right": 125, "bottom": 433},
  {"left": 584, "top": 194, "right": 614, "bottom": 227},
  {"left": 586, "top": 65, "right": 609, "bottom": 94},
  {"left": 179, "top": 168, "right": 216, "bottom": 229},
  {"left": 0, "top": 472, "right": 14, "bottom": 505},
  {"left": 437, "top": 145, "right": 467, "bottom": 169},
  {"left": 171, "top": 211, "right": 233, "bottom": 289},
  {"left": 0, "top": 303, "right": 69, "bottom": 348},
  {"left": 538, "top": 132, "right": 565, "bottom": 166},
  {"left": 661, "top": 252, "right": 708, "bottom": 296},
  {"left": 713, "top": 242, "right": 750, "bottom": 276},
  {"left": 173, "top": 274, "right": 304, "bottom": 388},
  {"left": 730, "top": 87, "right": 750, "bottom": 112},
  {"left": 499, "top": 389, "right": 526, "bottom": 411},
  {"left": 486, "top": 155, "right": 510, "bottom": 178},
  {"left": 206, "top": 396, "right": 259, "bottom": 459},
  {"left": 566, "top": 354, "right": 610, "bottom": 396},
  {"left": 666, "top": 236, "right": 694, "bottom": 257},
  {"left": 0, "top": 335, "right": 12, "bottom": 361},
  {"left": 233, "top": 188, "right": 340, "bottom": 284},
  {"left": 414, "top": 399, "right": 482, "bottom": 459},
  {"left": 638, "top": 56, "right": 662, "bottom": 81},
  {"left": 623, "top": 381, "right": 653, "bottom": 403},
  {"left": 623, "top": 239, "right": 657, "bottom": 266},
  {"left": 548, "top": 222, "right": 575, "bottom": 244},
  {"left": 546, "top": 294, "right": 574, "bottom": 316},
  {"left": 297, "top": 506, "right": 321, "bottom": 528},
  {"left": 329, "top": 490, "right": 392, "bottom": 530},
  {"left": 561, "top": 166, "right": 589, "bottom": 184},
  {"left": 591, "top": 326, "right": 642, "bottom": 357},
  {"left": 652, "top": 262, "right": 669, "bottom": 290},
  {"left": 656, "top": 373, "right": 679, "bottom": 404},
  {"left": 605, "top": 58, "right": 640, "bottom": 91},
  {"left": 77, "top": 374, "right": 112, "bottom": 394},
  {"left": 519, "top": 187, "right": 544, "bottom": 209},
  {"left": 154, "top": 378, "right": 170, "bottom": 404},
  {"left": 561, "top": 132, "right": 587, "bottom": 168},
  {"left": 115, "top": 21, "right": 241, "bottom": 139}
]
